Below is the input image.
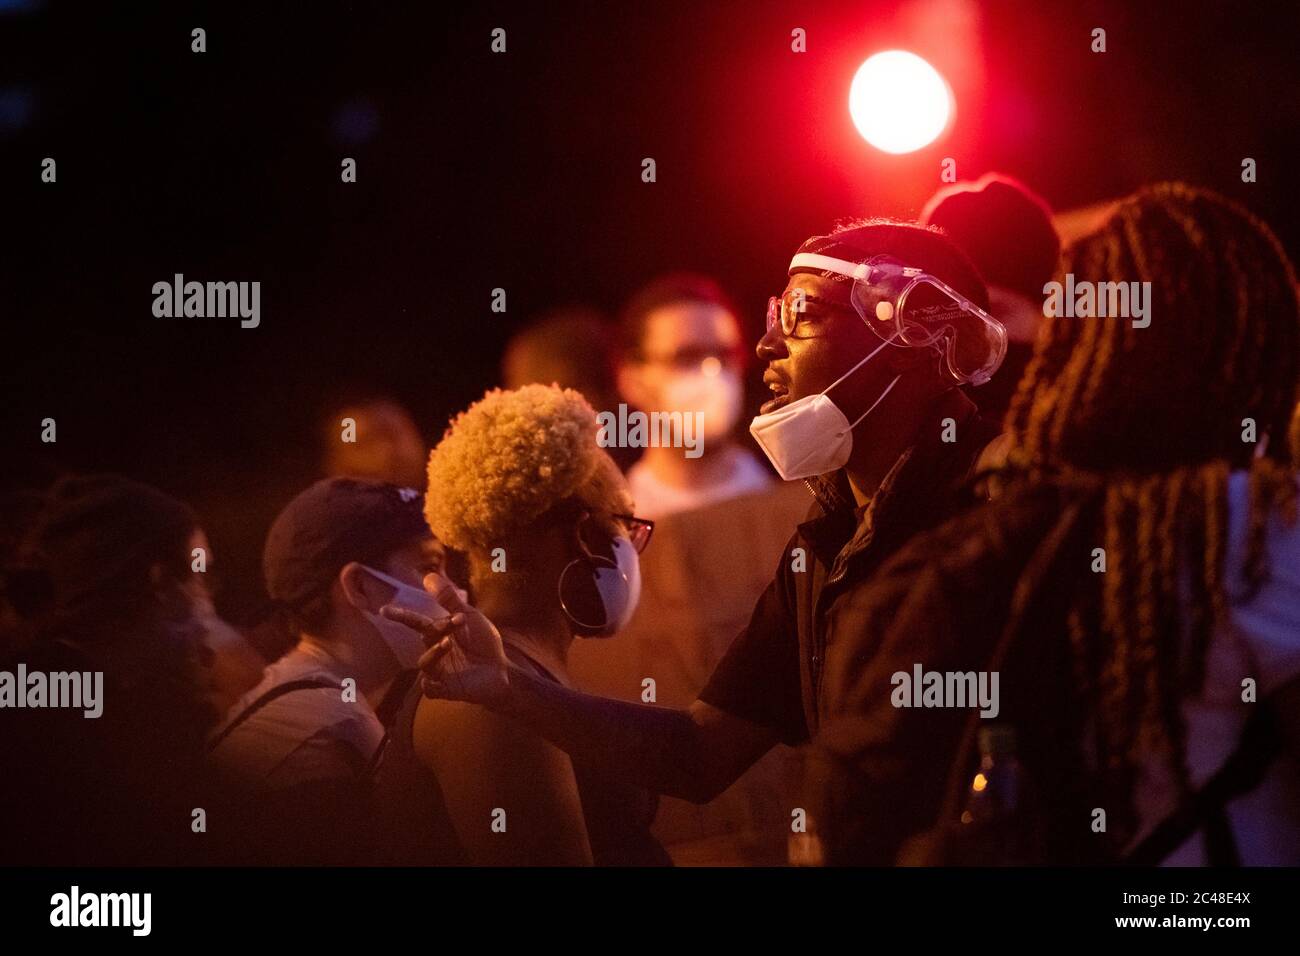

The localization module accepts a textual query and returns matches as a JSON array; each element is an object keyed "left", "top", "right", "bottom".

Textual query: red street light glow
[{"left": 849, "top": 50, "right": 953, "bottom": 154}]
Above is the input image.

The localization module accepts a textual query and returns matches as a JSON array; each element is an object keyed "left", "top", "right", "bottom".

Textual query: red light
[{"left": 849, "top": 51, "right": 953, "bottom": 154}]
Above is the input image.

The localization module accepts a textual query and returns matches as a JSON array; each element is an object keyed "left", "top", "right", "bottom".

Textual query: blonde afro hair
[{"left": 425, "top": 384, "right": 627, "bottom": 552}]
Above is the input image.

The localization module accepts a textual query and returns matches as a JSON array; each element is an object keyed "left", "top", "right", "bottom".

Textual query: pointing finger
[{"left": 424, "top": 571, "right": 470, "bottom": 614}]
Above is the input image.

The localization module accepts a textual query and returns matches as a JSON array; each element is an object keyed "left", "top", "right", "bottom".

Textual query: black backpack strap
[
  {"left": 1123, "top": 706, "right": 1279, "bottom": 865},
  {"left": 208, "top": 678, "right": 343, "bottom": 752},
  {"left": 365, "top": 669, "right": 421, "bottom": 778},
  {"left": 375, "top": 669, "right": 420, "bottom": 728}
]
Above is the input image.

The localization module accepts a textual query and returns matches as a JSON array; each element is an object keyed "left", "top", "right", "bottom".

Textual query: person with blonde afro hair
[
  {"left": 424, "top": 384, "right": 631, "bottom": 555},
  {"left": 371, "top": 383, "right": 670, "bottom": 866}
]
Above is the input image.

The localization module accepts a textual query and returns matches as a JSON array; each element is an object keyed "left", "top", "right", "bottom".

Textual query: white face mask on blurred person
[
  {"left": 359, "top": 565, "right": 464, "bottom": 670},
  {"left": 658, "top": 365, "right": 743, "bottom": 441}
]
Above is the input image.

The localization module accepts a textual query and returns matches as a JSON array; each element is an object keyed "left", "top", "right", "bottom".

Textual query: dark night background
[{"left": 4, "top": 0, "right": 1299, "bottom": 623}]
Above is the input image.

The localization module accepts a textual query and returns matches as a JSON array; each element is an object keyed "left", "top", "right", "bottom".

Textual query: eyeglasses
[
  {"left": 640, "top": 346, "right": 745, "bottom": 373},
  {"left": 765, "top": 290, "right": 853, "bottom": 337},
  {"left": 612, "top": 513, "right": 655, "bottom": 553}
]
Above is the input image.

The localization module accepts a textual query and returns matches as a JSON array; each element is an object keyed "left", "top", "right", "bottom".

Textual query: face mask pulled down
[{"left": 749, "top": 335, "right": 902, "bottom": 481}]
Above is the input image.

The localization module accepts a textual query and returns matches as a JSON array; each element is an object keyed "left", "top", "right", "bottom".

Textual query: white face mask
[
  {"left": 658, "top": 366, "right": 743, "bottom": 442},
  {"left": 749, "top": 335, "right": 902, "bottom": 481},
  {"left": 359, "top": 565, "right": 464, "bottom": 670},
  {"left": 601, "top": 536, "right": 642, "bottom": 635},
  {"left": 559, "top": 536, "right": 643, "bottom": 638}
]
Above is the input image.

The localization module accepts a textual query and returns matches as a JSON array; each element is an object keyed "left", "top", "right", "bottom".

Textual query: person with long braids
[{"left": 806, "top": 182, "right": 1300, "bottom": 865}]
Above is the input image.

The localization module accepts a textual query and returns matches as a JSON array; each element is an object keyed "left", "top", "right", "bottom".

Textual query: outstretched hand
[{"left": 379, "top": 571, "right": 512, "bottom": 705}]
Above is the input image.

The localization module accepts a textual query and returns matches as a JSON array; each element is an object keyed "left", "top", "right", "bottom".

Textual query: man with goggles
[
  {"left": 750, "top": 245, "right": 1006, "bottom": 482},
  {"left": 766, "top": 255, "right": 1007, "bottom": 385},
  {"left": 404, "top": 221, "right": 1009, "bottom": 867}
]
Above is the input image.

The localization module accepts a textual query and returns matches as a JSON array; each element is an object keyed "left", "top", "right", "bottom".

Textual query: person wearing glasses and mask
[
  {"left": 615, "top": 273, "right": 772, "bottom": 518},
  {"left": 371, "top": 384, "right": 668, "bottom": 866},
  {"left": 392, "top": 222, "right": 1006, "bottom": 864}
]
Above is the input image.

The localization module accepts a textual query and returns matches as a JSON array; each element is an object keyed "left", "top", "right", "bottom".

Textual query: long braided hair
[{"left": 1003, "top": 182, "right": 1300, "bottom": 831}]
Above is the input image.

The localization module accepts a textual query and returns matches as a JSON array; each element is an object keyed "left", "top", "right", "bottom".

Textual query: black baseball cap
[{"left": 263, "top": 477, "right": 431, "bottom": 612}]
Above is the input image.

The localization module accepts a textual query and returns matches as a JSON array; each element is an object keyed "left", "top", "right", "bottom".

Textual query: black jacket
[
  {"left": 805, "top": 479, "right": 1110, "bottom": 864},
  {"left": 699, "top": 388, "right": 1002, "bottom": 745}
]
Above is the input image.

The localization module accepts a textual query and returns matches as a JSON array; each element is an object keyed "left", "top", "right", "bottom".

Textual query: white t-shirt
[
  {"left": 627, "top": 446, "right": 772, "bottom": 519},
  {"left": 208, "top": 643, "right": 385, "bottom": 792},
  {"left": 1132, "top": 471, "right": 1300, "bottom": 865}
]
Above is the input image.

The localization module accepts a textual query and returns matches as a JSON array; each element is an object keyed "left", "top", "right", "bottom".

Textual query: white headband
[{"left": 788, "top": 252, "right": 872, "bottom": 281}]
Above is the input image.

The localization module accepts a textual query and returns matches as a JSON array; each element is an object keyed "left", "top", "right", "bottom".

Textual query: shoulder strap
[
  {"left": 375, "top": 669, "right": 420, "bottom": 727},
  {"left": 364, "top": 669, "right": 422, "bottom": 778},
  {"left": 208, "top": 678, "right": 342, "bottom": 752},
  {"left": 1123, "top": 706, "right": 1279, "bottom": 865}
]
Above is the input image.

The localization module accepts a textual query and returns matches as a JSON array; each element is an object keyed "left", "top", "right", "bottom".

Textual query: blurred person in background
[
  {"left": 923, "top": 173, "right": 1060, "bottom": 424},
  {"left": 0, "top": 475, "right": 234, "bottom": 864},
  {"left": 322, "top": 395, "right": 428, "bottom": 490},
  {"left": 809, "top": 183, "right": 1300, "bottom": 865},
  {"left": 615, "top": 274, "right": 771, "bottom": 518},
  {"left": 501, "top": 306, "right": 637, "bottom": 472},
  {"left": 375, "top": 384, "right": 669, "bottom": 865},
  {"left": 206, "top": 477, "right": 444, "bottom": 864}
]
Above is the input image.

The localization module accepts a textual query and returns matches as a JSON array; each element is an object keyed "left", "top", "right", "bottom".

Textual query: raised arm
[{"left": 383, "top": 573, "right": 781, "bottom": 803}]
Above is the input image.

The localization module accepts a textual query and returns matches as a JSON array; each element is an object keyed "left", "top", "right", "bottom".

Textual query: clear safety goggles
[{"left": 785, "top": 252, "right": 1008, "bottom": 386}]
